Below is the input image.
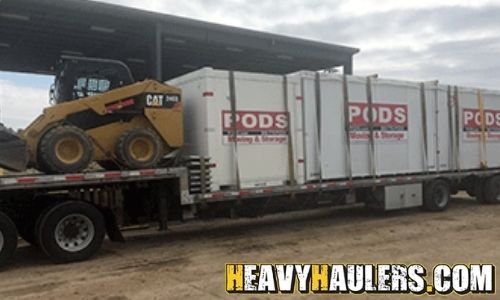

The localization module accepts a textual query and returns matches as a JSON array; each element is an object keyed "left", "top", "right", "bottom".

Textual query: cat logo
[{"left": 146, "top": 94, "right": 180, "bottom": 108}]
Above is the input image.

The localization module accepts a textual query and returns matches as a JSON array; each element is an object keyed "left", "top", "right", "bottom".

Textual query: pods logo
[
  {"left": 463, "top": 108, "right": 500, "bottom": 140},
  {"left": 221, "top": 111, "right": 289, "bottom": 145},
  {"left": 348, "top": 103, "right": 408, "bottom": 141}
]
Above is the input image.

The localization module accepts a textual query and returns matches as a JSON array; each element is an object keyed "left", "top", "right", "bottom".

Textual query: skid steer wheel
[
  {"left": 0, "top": 212, "right": 18, "bottom": 268},
  {"left": 423, "top": 179, "right": 450, "bottom": 212},
  {"left": 36, "top": 201, "right": 105, "bottom": 264},
  {"left": 117, "top": 128, "right": 162, "bottom": 169},
  {"left": 483, "top": 175, "right": 500, "bottom": 204},
  {"left": 38, "top": 126, "right": 93, "bottom": 174}
]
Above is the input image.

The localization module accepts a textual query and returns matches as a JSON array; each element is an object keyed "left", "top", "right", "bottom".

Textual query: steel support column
[
  {"left": 343, "top": 58, "right": 353, "bottom": 75},
  {"left": 154, "top": 22, "right": 163, "bottom": 81}
]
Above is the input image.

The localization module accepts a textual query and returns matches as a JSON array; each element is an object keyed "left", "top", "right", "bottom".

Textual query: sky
[{"left": 0, "top": 0, "right": 499, "bottom": 129}]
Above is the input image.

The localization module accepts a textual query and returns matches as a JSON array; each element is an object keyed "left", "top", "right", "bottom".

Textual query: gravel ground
[{"left": 0, "top": 193, "right": 498, "bottom": 300}]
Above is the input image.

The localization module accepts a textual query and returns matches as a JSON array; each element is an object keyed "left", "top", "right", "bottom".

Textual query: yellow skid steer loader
[{"left": 0, "top": 56, "right": 183, "bottom": 174}]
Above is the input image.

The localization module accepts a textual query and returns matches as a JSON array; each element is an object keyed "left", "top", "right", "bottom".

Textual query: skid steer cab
[{"left": 1, "top": 56, "right": 184, "bottom": 174}]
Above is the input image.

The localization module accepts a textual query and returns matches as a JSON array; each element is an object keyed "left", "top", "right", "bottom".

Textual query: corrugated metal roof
[{"left": 0, "top": 0, "right": 359, "bottom": 80}]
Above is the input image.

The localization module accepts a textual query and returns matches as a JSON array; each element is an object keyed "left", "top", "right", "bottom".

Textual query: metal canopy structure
[{"left": 0, "top": 0, "right": 359, "bottom": 81}]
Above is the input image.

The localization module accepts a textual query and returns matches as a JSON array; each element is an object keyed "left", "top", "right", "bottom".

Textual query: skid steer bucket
[{"left": 0, "top": 125, "right": 28, "bottom": 172}]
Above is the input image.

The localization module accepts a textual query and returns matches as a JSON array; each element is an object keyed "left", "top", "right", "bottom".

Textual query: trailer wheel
[
  {"left": 38, "top": 126, "right": 93, "bottom": 174},
  {"left": 36, "top": 201, "right": 105, "bottom": 263},
  {"left": 116, "top": 128, "right": 162, "bottom": 169},
  {"left": 0, "top": 212, "right": 18, "bottom": 268},
  {"left": 483, "top": 176, "right": 500, "bottom": 204},
  {"left": 423, "top": 179, "right": 450, "bottom": 212}
]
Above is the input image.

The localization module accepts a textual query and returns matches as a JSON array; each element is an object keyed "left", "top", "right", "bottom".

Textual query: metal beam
[
  {"left": 155, "top": 22, "right": 163, "bottom": 81},
  {"left": 0, "top": 0, "right": 359, "bottom": 77},
  {"left": 344, "top": 58, "right": 353, "bottom": 75}
]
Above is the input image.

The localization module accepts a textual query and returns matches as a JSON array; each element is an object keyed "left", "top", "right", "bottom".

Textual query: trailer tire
[
  {"left": 36, "top": 201, "right": 105, "bottom": 263},
  {"left": 474, "top": 178, "right": 488, "bottom": 203},
  {"left": 116, "top": 128, "right": 162, "bottom": 169},
  {"left": 17, "top": 198, "right": 57, "bottom": 245},
  {"left": 0, "top": 212, "right": 18, "bottom": 268},
  {"left": 483, "top": 176, "right": 500, "bottom": 204},
  {"left": 465, "top": 183, "right": 476, "bottom": 197},
  {"left": 423, "top": 179, "right": 450, "bottom": 212},
  {"left": 463, "top": 177, "right": 476, "bottom": 197},
  {"left": 38, "top": 126, "right": 93, "bottom": 174},
  {"left": 18, "top": 220, "right": 36, "bottom": 245}
]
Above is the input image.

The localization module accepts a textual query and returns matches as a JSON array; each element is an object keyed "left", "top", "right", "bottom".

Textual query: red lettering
[
  {"left": 349, "top": 103, "right": 408, "bottom": 127},
  {"left": 222, "top": 111, "right": 289, "bottom": 131}
]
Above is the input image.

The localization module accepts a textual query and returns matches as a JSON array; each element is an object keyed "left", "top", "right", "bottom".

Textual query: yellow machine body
[{"left": 21, "top": 80, "right": 183, "bottom": 169}]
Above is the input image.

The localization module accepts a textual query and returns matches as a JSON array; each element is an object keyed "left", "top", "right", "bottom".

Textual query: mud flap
[{"left": 0, "top": 126, "right": 28, "bottom": 172}]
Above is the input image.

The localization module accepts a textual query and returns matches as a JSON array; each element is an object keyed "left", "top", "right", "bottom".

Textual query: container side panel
[
  {"left": 346, "top": 77, "right": 371, "bottom": 177},
  {"left": 459, "top": 89, "right": 482, "bottom": 170},
  {"left": 436, "top": 87, "right": 451, "bottom": 171},
  {"left": 319, "top": 76, "right": 347, "bottom": 179},
  {"left": 206, "top": 70, "right": 236, "bottom": 189},
  {"left": 372, "top": 80, "right": 421, "bottom": 175},
  {"left": 289, "top": 77, "right": 305, "bottom": 184},
  {"left": 229, "top": 72, "right": 290, "bottom": 188},
  {"left": 459, "top": 89, "right": 500, "bottom": 169},
  {"left": 483, "top": 92, "right": 500, "bottom": 167},
  {"left": 302, "top": 75, "right": 321, "bottom": 181},
  {"left": 168, "top": 69, "right": 209, "bottom": 157},
  {"left": 424, "top": 87, "right": 437, "bottom": 171}
]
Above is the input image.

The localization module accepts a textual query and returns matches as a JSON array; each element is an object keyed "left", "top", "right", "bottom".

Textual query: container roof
[{"left": 0, "top": 0, "right": 359, "bottom": 80}]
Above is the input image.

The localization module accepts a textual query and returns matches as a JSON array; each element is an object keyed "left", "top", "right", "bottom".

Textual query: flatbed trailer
[
  {"left": 1, "top": 160, "right": 499, "bottom": 267},
  {"left": 0, "top": 167, "right": 190, "bottom": 266},
  {"left": 2, "top": 68, "right": 500, "bottom": 267}
]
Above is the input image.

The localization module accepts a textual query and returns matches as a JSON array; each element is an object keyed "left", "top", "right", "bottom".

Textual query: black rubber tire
[
  {"left": 97, "top": 160, "right": 120, "bottom": 171},
  {"left": 38, "top": 126, "right": 93, "bottom": 174},
  {"left": 465, "top": 182, "right": 476, "bottom": 197},
  {"left": 423, "top": 179, "right": 450, "bottom": 212},
  {"left": 18, "top": 219, "right": 36, "bottom": 245},
  {"left": 116, "top": 128, "right": 162, "bottom": 169},
  {"left": 17, "top": 198, "right": 56, "bottom": 245},
  {"left": 0, "top": 212, "right": 18, "bottom": 268},
  {"left": 36, "top": 201, "right": 105, "bottom": 264},
  {"left": 462, "top": 176, "right": 477, "bottom": 197},
  {"left": 483, "top": 175, "right": 500, "bottom": 204},
  {"left": 474, "top": 177, "right": 488, "bottom": 203}
]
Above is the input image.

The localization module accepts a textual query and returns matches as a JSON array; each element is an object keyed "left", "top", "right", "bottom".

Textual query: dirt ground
[{"left": 0, "top": 193, "right": 498, "bottom": 300}]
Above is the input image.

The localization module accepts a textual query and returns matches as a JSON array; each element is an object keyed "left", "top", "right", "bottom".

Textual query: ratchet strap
[
  {"left": 314, "top": 72, "right": 323, "bottom": 184},
  {"left": 283, "top": 76, "right": 296, "bottom": 185},
  {"left": 477, "top": 90, "right": 488, "bottom": 169},
  {"left": 342, "top": 74, "right": 353, "bottom": 181},
  {"left": 447, "top": 86, "right": 455, "bottom": 170},
  {"left": 229, "top": 71, "right": 241, "bottom": 190},
  {"left": 420, "top": 83, "right": 429, "bottom": 173},
  {"left": 299, "top": 77, "right": 308, "bottom": 181},
  {"left": 453, "top": 86, "right": 461, "bottom": 172},
  {"left": 366, "top": 76, "right": 376, "bottom": 178},
  {"left": 447, "top": 85, "right": 462, "bottom": 172}
]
